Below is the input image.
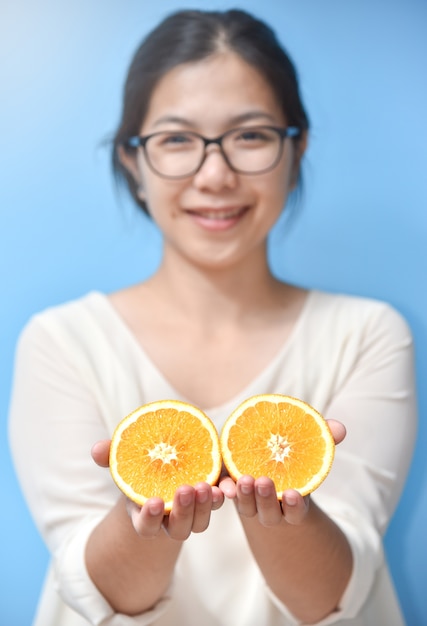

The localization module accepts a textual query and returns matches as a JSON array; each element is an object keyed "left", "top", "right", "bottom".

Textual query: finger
[
  {"left": 130, "top": 498, "right": 165, "bottom": 538},
  {"left": 326, "top": 419, "right": 346, "bottom": 445},
  {"left": 235, "top": 476, "right": 257, "bottom": 517},
  {"left": 191, "top": 483, "right": 214, "bottom": 533},
  {"left": 91, "top": 440, "right": 111, "bottom": 467},
  {"left": 281, "top": 490, "right": 310, "bottom": 524},
  {"left": 218, "top": 475, "right": 237, "bottom": 499},
  {"left": 167, "top": 486, "right": 196, "bottom": 541},
  {"left": 211, "top": 486, "right": 225, "bottom": 510},
  {"left": 254, "top": 477, "right": 282, "bottom": 526}
]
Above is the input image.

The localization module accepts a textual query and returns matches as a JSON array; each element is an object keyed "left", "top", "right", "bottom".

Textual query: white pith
[
  {"left": 267, "top": 433, "right": 291, "bottom": 462},
  {"left": 148, "top": 441, "right": 178, "bottom": 464}
]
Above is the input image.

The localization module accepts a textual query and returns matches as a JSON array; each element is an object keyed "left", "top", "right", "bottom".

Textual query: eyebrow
[
  {"left": 230, "top": 111, "right": 278, "bottom": 125},
  {"left": 151, "top": 110, "right": 278, "bottom": 128}
]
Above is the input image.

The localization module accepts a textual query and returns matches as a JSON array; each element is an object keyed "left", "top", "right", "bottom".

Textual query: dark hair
[{"left": 112, "top": 9, "right": 309, "bottom": 214}]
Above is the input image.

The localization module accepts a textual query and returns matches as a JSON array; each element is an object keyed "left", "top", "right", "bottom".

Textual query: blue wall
[{"left": 1, "top": 1, "right": 426, "bottom": 624}]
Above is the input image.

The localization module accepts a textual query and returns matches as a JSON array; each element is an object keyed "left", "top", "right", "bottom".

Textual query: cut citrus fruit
[
  {"left": 110, "top": 400, "right": 222, "bottom": 512},
  {"left": 220, "top": 394, "right": 335, "bottom": 497}
]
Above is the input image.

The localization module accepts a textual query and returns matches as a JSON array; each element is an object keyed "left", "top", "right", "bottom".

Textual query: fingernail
[
  {"left": 179, "top": 491, "right": 193, "bottom": 506},
  {"left": 198, "top": 489, "right": 209, "bottom": 504},
  {"left": 284, "top": 493, "right": 297, "bottom": 507},
  {"left": 240, "top": 483, "right": 252, "bottom": 495},
  {"left": 257, "top": 485, "right": 271, "bottom": 497},
  {"left": 149, "top": 501, "right": 163, "bottom": 516}
]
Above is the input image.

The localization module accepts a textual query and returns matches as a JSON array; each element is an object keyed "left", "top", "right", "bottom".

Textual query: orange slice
[
  {"left": 110, "top": 400, "right": 222, "bottom": 512},
  {"left": 220, "top": 394, "right": 335, "bottom": 497}
]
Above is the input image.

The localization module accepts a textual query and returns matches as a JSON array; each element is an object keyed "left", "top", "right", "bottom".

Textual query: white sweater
[{"left": 9, "top": 290, "right": 417, "bottom": 625}]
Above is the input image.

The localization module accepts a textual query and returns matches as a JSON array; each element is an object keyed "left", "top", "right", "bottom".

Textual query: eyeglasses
[{"left": 125, "top": 125, "right": 301, "bottom": 179}]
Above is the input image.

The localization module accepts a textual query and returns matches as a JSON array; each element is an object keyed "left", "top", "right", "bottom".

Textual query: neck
[{"left": 147, "top": 245, "right": 284, "bottom": 327}]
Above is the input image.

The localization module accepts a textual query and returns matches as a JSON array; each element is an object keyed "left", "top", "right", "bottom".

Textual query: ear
[
  {"left": 117, "top": 145, "right": 146, "bottom": 200},
  {"left": 117, "top": 144, "right": 142, "bottom": 185},
  {"left": 136, "top": 184, "right": 145, "bottom": 201},
  {"left": 290, "top": 131, "right": 308, "bottom": 189}
]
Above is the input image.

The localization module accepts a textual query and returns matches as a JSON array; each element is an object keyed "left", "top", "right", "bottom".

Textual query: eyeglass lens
[{"left": 144, "top": 126, "right": 284, "bottom": 177}]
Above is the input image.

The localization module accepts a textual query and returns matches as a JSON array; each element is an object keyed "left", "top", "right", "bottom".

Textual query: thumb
[{"left": 91, "top": 439, "right": 111, "bottom": 467}]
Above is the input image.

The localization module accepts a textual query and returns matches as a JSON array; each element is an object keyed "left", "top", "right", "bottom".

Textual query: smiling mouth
[{"left": 186, "top": 206, "right": 248, "bottom": 220}]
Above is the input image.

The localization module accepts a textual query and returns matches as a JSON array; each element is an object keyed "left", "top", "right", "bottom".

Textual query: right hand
[{"left": 91, "top": 440, "right": 225, "bottom": 541}]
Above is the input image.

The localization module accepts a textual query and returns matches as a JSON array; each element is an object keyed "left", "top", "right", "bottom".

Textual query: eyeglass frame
[{"left": 124, "top": 125, "right": 302, "bottom": 179}]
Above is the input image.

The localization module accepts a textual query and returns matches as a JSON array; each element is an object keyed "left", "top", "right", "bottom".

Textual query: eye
[
  {"left": 233, "top": 127, "right": 275, "bottom": 145},
  {"left": 239, "top": 130, "right": 265, "bottom": 140},
  {"left": 164, "top": 133, "right": 190, "bottom": 143},
  {"left": 158, "top": 132, "right": 197, "bottom": 148}
]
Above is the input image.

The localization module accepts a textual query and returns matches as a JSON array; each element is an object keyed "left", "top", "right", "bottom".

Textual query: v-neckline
[{"left": 88, "top": 290, "right": 315, "bottom": 417}]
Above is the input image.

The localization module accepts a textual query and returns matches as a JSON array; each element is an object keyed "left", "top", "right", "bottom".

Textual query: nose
[{"left": 192, "top": 146, "right": 238, "bottom": 191}]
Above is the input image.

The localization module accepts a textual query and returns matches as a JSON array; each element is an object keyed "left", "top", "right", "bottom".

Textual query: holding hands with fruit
[
  {"left": 92, "top": 398, "right": 346, "bottom": 537},
  {"left": 9, "top": 8, "right": 416, "bottom": 626}
]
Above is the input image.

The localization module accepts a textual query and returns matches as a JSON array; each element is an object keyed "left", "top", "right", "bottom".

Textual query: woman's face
[{"left": 123, "top": 51, "right": 304, "bottom": 270}]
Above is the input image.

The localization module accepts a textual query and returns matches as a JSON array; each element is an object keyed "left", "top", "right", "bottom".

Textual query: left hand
[
  {"left": 219, "top": 419, "right": 346, "bottom": 526},
  {"left": 91, "top": 439, "right": 224, "bottom": 540}
]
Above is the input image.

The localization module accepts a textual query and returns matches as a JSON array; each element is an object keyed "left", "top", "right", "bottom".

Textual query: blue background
[{"left": 1, "top": 1, "right": 426, "bottom": 624}]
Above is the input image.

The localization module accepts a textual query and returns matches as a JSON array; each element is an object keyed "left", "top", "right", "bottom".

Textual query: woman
[{"left": 9, "top": 8, "right": 416, "bottom": 626}]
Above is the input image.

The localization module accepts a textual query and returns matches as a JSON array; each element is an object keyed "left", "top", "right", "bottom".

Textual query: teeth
[{"left": 195, "top": 208, "right": 244, "bottom": 220}]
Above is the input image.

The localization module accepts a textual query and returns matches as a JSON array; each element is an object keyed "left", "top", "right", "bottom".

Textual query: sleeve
[
  {"left": 8, "top": 315, "right": 170, "bottom": 626},
  {"left": 312, "top": 302, "right": 418, "bottom": 622}
]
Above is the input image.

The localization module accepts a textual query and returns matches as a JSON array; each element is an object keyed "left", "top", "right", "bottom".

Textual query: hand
[
  {"left": 219, "top": 419, "right": 346, "bottom": 526},
  {"left": 91, "top": 439, "right": 224, "bottom": 541}
]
